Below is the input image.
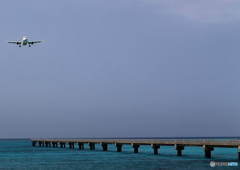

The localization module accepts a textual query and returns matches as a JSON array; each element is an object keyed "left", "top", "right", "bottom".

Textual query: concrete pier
[
  {"left": 238, "top": 146, "right": 240, "bottom": 159},
  {"left": 175, "top": 144, "right": 184, "bottom": 156},
  {"left": 31, "top": 138, "right": 240, "bottom": 159},
  {"left": 60, "top": 142, "right": 66, "bottom": 148},
  {"left": 32, "top": 141, "right": 36, "bottom": 146},
  {"left": 132, "top": 144, "right": 140, "bottom": 153},
  {"left": 115, "top": 143, "right": 122, "bottom": 152},
  {"left": 88, "top": 143, "right": 95, "bottom": 150},
  {"left": 100, "top": 143, "right": 108, "bottom": 151},
  {"left": 68, "top": 142, "right": 74, "bottom": 149},
  {"left": 52, "top": 142, "right": 58, "bottom": 148},
  {"left": 78, "top": 143, "right": 84, "bottom": 150},
  {"left": 151, "top": 144, "right": 160, "bottom": 154},
  {"left": 39, "top": 142, "right": 43, "bottom": 147},
  {"left": 203, "top": 145, "right": 214, "bottom": 158},
  {"left": 45, "top": 142, "right": 51, "bottom": 147}
]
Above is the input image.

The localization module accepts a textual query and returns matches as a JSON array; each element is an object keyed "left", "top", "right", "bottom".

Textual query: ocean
[{"left": 0, "top": 139, "right": 239, "bottom": 169}]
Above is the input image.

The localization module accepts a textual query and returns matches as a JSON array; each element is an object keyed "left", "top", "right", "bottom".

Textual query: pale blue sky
[{"left": 0, "top": 0, "right": 240, "bottom": 138}]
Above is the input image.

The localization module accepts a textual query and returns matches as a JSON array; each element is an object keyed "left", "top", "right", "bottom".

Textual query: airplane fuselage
[{"left": 22, "top": 36, "right": 28, "bottom": 46}]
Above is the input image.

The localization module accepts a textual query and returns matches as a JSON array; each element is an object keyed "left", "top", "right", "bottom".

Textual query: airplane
[{"left": 4, "top": 36, "right": 46, "bottom": 47}]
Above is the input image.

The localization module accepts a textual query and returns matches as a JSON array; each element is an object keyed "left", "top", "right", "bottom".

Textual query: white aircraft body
[{"left": 4, "top": 36, "right": 46, "bottom": 47}]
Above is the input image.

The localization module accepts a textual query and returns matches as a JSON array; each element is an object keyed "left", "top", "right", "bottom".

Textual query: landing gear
[
  {"left": 29, "top": 45, "right": 31, "bottom": 47},
  {"left": 19, "top": 45, "right": 21, "bottom": 47}
]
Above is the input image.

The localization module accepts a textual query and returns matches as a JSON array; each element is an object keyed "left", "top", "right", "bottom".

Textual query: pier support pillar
[
  {"left": 203, "top": 145, "right": 214, "bottom": 158},
  {"left": 52, "top": 142, "right": 58, "bottom": 148},
  {"left": 32, "top": 142, "right": 36, "bottom": 147},
  {"left": 115, "top": 143, "right": 122, "bottom": 152},
  {"left": 45, "top": 142, "right": 50, "bottom": 147},
  {"left": 132, "top": 144, "right": 140, "bottom": 153},
  {"left": 60, "top": 143, "right": 66, "bottom": 148},
  {"left": 39, "top": 142, "right": 43, "bottom": 147},
  {"left": 174, "top": 144, "right": 184, "bottom": 156},
  {"left": 88, "top": 143, "right": 95, "bottom": 150},
  {"left": 78, "top": 143, "right": 84, "bottom": 150},
  {"left": 100, "top": 143, "right": 108, "bottom": 151},
  {"left": 238, "top": 146, "right": 240, "bottom": 159},
  {"left": 151, "top": 144, "right": 160, "bottom": 155},
  {"left": 68, "top": 143, "right": 74, "bottom": 149}
]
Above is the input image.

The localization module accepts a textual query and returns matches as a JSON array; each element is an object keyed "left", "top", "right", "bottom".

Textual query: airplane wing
[
  {"left": 3, "top": 41, "right": 21, "bottom": 44},
  {"left": 28, "top": 40, "right": 46, "bottom": 45}
]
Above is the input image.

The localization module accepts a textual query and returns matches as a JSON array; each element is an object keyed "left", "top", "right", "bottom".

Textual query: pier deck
[{"left": 31, "top": 139, "right": 240, "bottom": 159}]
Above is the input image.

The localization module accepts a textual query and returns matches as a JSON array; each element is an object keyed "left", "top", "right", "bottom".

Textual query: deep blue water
[{"left": 0, "top": 139, "right": 239, "bottom": 169}]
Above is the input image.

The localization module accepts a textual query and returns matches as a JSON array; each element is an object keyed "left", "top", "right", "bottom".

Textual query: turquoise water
[{"left": 0, "top": 140, "right": 239, "bottom": 169}]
